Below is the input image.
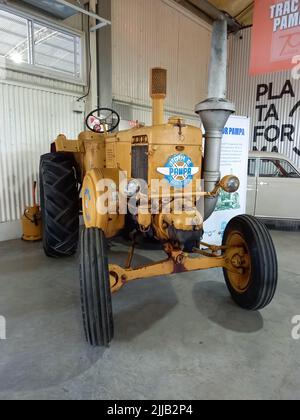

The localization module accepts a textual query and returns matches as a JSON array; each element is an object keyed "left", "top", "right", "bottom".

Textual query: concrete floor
[{"left": 0, "top": 230, "right": 299, "bottom": 400}]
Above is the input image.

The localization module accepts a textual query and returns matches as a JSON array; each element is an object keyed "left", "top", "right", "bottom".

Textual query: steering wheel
[{"left": 85, "top": 108, "right": 120, "bottom": 133}]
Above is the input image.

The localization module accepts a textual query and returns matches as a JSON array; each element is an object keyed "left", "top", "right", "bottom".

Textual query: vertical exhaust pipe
[
  {"left": 195, "top": 20, "right": 235, "bottom": 221},
  {"left": 151, "top": 68, "right": 167, "bottom": 126}
]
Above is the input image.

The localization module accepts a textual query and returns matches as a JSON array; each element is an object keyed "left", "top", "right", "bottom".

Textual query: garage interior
[{"left": 0, "top": 0, "right": 300, "bottom": 401}]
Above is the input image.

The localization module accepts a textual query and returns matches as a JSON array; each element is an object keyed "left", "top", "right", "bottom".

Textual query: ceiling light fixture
[{"left": 9, "top": 52, "right": 23, "bottom": 64}]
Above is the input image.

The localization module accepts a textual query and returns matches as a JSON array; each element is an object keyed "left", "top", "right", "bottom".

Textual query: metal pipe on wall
[
  {"left": 207, "top": 19, "right": 227, "bottom": 99},
  {"left": 96, "top": 0, "right": 113, "bottom": 108}
]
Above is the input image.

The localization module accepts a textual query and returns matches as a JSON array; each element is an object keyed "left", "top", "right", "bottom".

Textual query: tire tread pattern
[
  {"left": 80, "top": 228, "right": 114, "bottom": 347},
  {"left": 223, "top": 214, "right": 278, "bottom": 311},
  {"left": 40, "top": 153, "right": 79, "bottom": 258}
]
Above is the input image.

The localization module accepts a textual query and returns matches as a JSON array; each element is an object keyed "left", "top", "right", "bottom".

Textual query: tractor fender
[{"left": 82, "top": 168, "right": 125, "bottom": 238}]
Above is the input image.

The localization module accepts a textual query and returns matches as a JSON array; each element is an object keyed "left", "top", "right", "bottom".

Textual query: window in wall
[
  {"left": 0, "top": 10, "right": 30, "bottom": 64},
  {"left": 0, "top": 7, "right": 83, "bottom": 82}
]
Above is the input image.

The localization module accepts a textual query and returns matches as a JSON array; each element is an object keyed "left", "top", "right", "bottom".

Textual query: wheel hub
[{"left": 226, "top": 231, "right": 251, "bottom": 294}]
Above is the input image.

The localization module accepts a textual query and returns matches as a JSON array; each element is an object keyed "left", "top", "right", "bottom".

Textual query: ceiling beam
[{"left": 174, "top": 0, "right": 242, "bottom": 32}]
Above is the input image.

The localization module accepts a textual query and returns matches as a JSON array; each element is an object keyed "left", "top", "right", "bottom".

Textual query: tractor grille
[{"left": 131, "top": 146, "right": 148, "bottom": 182}]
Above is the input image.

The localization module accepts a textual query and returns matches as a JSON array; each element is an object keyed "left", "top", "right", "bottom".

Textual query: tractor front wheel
[
  {"left": 223, "top": 214, "right": 278, "bottom": 311},
  {"left": 80, "top": 228, "right": 114, "bottom": 347}
]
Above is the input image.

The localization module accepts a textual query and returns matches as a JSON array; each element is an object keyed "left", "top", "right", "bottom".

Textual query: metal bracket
[
  {"left": 55, "top": 135, "right": 84, "bottom": 153},
  {"left": 55, "top": 0, "right": 111, "bottom": 32}
]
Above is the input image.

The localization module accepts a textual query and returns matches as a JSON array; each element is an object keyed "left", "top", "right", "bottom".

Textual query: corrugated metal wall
[
  {"left": 113, "top": 101, "right": 200, "bottom": 127},
  {"left": 0, "top": 69, "right": 84, "bottom": 224},
  {"left": 111, "top": 0, "right": 212, "bottom": 120},
  {"left": 228, "top": 28, "right": 300, "bottom": 168}
]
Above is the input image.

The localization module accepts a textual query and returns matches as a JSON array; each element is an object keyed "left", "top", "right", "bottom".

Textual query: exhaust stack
[
  {"left": 195, "top": 20, "right": 235, "bottom": 221},
  {"left": 151, "top": 68, "right": 167, "bottom": 126}
]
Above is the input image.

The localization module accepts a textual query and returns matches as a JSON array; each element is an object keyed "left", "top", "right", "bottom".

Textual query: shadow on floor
[
  {"left": 193, "top": 281, "right": 264, "bottom": 333},
  {"left": 0, "top": 307, "right": 105, "bottom": 394},
  {"left": 114, "top": 289, "right": 178, "bottom": 342},
  {"left": 109, "top": 250, "right": 178, "bottom": 342}
]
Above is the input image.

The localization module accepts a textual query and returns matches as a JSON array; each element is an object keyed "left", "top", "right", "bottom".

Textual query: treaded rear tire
[
  {"left": 222, "top": 214, "right": 278, "bottom": 311},
  {"left": 40, "top": 153, "right": 79, "bottom": 258},
  {"left": 80, "top": 228, "right": 114, "bottom": 347}
]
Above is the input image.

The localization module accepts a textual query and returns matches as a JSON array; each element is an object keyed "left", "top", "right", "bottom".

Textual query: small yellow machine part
[{"left": 22, "top": 182, "right": 42, "bottom": 242}]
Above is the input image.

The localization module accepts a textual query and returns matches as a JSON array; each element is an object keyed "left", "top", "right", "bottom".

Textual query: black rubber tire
[
  {"left": 222, "top": 214, "right": 278, "bottom": 311},
  {"left": 80, "top": 228, "right": 114, "bottom": 347},
  {"left": 40, "top": 153, "right": 79, "bottom": 258}
]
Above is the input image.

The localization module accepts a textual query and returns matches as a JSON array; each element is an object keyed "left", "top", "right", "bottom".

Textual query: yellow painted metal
[
  {"left": 22, "top": 206, "right": 42, "bottom": 242},
  {"left": 152, "top": 97, "right": 165, "bottom": 126},
  {"left": 105, "top": 136, "right": 131, "bottom": 173},
  {"left": 109, "top": 243, "right": 248, "bottom": 294},
  {"left": 46, "top": 67, "right": 254, "bottom": 305},
  {"left": 82, "top": 168, "right": 124, "bottom": 238},
  {"left": 55, "top": 66, "right": 202, "bottom": 176},
  {"left": 55, "top": 134, "right": 83, "bottom": 153},
  {"left": 52, "top": 67, "right": 247, "bottom": 295},
  {"left": 55, "top": 119, "right": 204, "bottom": 242},
  {"left": 152, "top": 203, "right": 203, "bottom": 242},
  {"left": 22, "top": 182, "right": 42, "bottom": 242},
  {"left": 223, "top": 230, "right": 251, "bottom": 294},
  {"left": 55, "top": 132, "right": 106, "bottom": 176}
]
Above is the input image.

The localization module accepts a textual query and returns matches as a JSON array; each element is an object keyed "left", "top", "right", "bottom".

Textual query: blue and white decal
[
  {"left": 157, "top": 154, "right": 199, "bottom": 188},
  {"left": 84, "top": 188, "right": 91, "bottom": 221}
]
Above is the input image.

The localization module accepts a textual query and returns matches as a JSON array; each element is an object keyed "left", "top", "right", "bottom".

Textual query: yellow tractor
[{"left": 40, "top": 67, "right": 277, "bottom": 347}]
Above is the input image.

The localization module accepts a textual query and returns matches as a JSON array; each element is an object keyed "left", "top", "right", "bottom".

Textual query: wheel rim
[{"left": 226, "top": 231, "right": 251, "bottom": 294}]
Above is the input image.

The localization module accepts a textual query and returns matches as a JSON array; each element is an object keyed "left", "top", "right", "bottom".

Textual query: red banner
[{"left": 250, "top": 0, "right": 300, "bottom": 75}]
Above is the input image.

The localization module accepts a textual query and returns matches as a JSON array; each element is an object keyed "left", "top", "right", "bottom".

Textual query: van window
[
  {"left": 259, "top": 159, "right": 300, "bottom": 178},
  {"left": 248, "top": 159, "right": 256, "bottom": 177}
]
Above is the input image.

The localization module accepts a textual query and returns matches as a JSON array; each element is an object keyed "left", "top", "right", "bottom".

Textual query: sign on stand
[{"left": 203, "top": 116, "right": 250, "bottom": 246}]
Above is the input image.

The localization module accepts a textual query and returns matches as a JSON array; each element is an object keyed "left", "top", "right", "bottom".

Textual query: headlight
[
  {"left": 124, "top": 180, "right": 140, "bottom": 197},
  {"left": 220, "top": 175, "right": 240, "bottom": 193}
]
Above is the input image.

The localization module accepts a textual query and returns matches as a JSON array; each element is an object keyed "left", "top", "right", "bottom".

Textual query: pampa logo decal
[{"left": 157, "top": 154, "right": 199, "bottom": 188}]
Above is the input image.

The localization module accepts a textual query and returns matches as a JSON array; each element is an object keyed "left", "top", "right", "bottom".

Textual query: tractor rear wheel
[
  {"left": 40, "top": 153, "right": 79, "bottom": 258},
  {"left": 222, "top": 214, "right": 278, "bottom": 311},
  {"left": 80, "top": 228, "right": 114, "bottom": 347}
]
